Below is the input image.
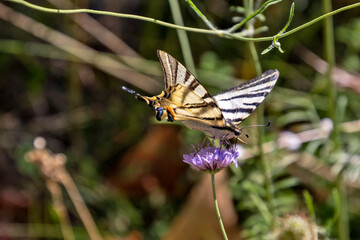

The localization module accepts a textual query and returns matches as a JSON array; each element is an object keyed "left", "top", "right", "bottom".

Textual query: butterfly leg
[
  {"left": 201, "top": 136, "right": 208, "bottom": 146},
  {"left": 219, "top": 138, "right": 225, "bottom": 158},
  {"left": 236, "top": 137, "right": 247, "bottom": 144},
  {"left": 165, "top": 107, "right": 175, "bottom": 122}
]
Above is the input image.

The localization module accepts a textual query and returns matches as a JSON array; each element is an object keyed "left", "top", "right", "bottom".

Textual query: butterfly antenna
[
  {"left": 122, "top": 86, "right": 138, "bottom": 95},
  {"left": 239, "top": 121, "right": 271, "bottom": 131},
  {"left": 122, "top": 86, "right": 145, "bottom": 99},
  {"left": 237, "top": 121, "right": 271, "bottom": 141},
  {"left": 122, "top": 86, "right": 150, "bottom": 106}
]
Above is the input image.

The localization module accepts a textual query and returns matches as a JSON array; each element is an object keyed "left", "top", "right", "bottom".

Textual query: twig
[
  {"left": 46, "top": 180, "right": 75, "bottom": 240},
  {"left": 4, "top": 0, "right": 360, "bottom": 43},
  {"left": 59, "top": 170, "right": 103, "bottom": 240}
]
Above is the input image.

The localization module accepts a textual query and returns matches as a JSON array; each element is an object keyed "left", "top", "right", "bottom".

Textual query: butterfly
[{"left": 122, "top": 50, "right": 279, "bottom": 141}]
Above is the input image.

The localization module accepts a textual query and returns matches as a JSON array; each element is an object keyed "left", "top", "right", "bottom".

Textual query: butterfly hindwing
[{"left": 213, "top": 70, "right": 279, "bottom": 125}]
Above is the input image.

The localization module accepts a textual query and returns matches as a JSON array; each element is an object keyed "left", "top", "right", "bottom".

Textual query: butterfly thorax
[{"left": 136, "top": 84, "right": 245, "bottom": 140}]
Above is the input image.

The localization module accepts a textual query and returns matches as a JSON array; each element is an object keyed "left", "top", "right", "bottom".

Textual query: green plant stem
[
  {"left": 184, "top": 0, "right": 217, "bottom": 31},
  {"left": 336, "top": 174, "right": 349, "bottom": 240},
  {"left": 248, "top": 41, "right": 262, "bottom": 75},
  {"left": 227, "top": 0, "right": 281, "bottom": 33},
  {"left": 5, "top": 0, "right": 360, "bottom": 42},
  {"left": 5, "top": 0, "right": 216, "bottom": 34},
  {"left": 169, "top": 0, "right": 197, "bottom": 75},
  {"left": 277, "top": 2, "right": 294, "bottom": 36},
  {"left": 322, "top": 1, "right": 347, "bottom": 238},
  {"left": 244, "top": 0, "right": 276, "bottom": 226},
  {"left": 303, "top": 190, "right": 316, "bottom": 221},
  {"left": 211, "top": 173, "right": 228, "bottom": 240},
  {"left": 322, "top": 0, "right": 339, "bottom": 150}
]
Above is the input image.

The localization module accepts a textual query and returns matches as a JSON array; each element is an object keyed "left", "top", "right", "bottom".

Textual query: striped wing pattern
[
  {"left": 213, "top": 70, "right": 279, "bottom": 125},
  {"left": 157, "top": 50, "right": 225, "bottom": 125},
  {"left": 157, "top": 50, "right": 213, "bottom": 104}
]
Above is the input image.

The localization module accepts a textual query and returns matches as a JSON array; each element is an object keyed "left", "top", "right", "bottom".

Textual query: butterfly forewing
[
  {"left": 157, "top": 50, "right": 226, "bottom": 126},
  {"left": 213, "top": 70, "right": 279, "bottom": 125},
  {"left": 157, "top": 50, "right": 213, "bottom": 104}
]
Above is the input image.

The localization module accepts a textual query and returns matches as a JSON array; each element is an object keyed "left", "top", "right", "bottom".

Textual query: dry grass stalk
[{"left": 25, "top": 138, "right": 103, "bottom": 240}]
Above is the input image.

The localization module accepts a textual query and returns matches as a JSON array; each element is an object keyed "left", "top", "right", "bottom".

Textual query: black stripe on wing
[
  {"left": 218, "top": 92, "right": 269, "bottom": 101},
  {"left": 157, "top": 50, "right": 216, "bottom": 104},
  {"left": 243, "top": 102, "right": 260, "bottom": 106},
  {"left": 184, "top": 71, "right": 192, "bottom": 84},
  {"left": 219, "top": 107, "right": 254, "bottom": 113},
  {"left": 216, "top": 70, "right": 278, "bottom": 97},
  {"left": 214, "top": 69, "right": 279, "bottom": 125},
  {"left": 178, "top": 101, "right": 218, "bottom": 109}
]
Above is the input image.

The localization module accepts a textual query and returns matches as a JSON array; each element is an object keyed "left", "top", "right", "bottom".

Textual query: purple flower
[{"left": 183, "top": 146, "right": 239, "bottom": 173}]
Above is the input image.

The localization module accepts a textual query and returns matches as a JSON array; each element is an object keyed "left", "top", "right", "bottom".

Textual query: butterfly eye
[{"left": 155, "top": 107, "right": 165, "bottom": 121}]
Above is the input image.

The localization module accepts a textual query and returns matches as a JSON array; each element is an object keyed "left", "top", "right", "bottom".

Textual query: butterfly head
[{"left": 221, "top": 121, "right": 248, "bottom": 143}]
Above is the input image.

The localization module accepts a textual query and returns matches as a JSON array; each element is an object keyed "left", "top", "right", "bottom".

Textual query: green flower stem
[
  {"left": 4, "top": 0, "right": 360, "bottom": 43},
  {"left": 211, "top": 173, "right": 228, "bottom": 240},
  {"left": 169, "top": 0, "right": 197, "bottom": 75},
  {"left": 245, "top": 0, "right": 276, "bottom": 226}
]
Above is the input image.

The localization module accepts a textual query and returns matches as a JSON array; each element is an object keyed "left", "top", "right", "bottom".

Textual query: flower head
[
  {"left": 183, "top": 145, "right": 239, "bottom": 173},
  {"left": 272, "top": 214, "right": 320, "bottom": 240}
]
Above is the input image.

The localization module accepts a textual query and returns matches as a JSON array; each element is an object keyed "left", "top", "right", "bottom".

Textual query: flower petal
[{"left": 183, "top": 145, "right": 239, "bottom": 173}]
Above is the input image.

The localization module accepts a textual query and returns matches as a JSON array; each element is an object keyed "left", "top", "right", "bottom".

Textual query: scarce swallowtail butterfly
[{"left": 123, "top": 50, "right": 279, "bottom": 141}]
